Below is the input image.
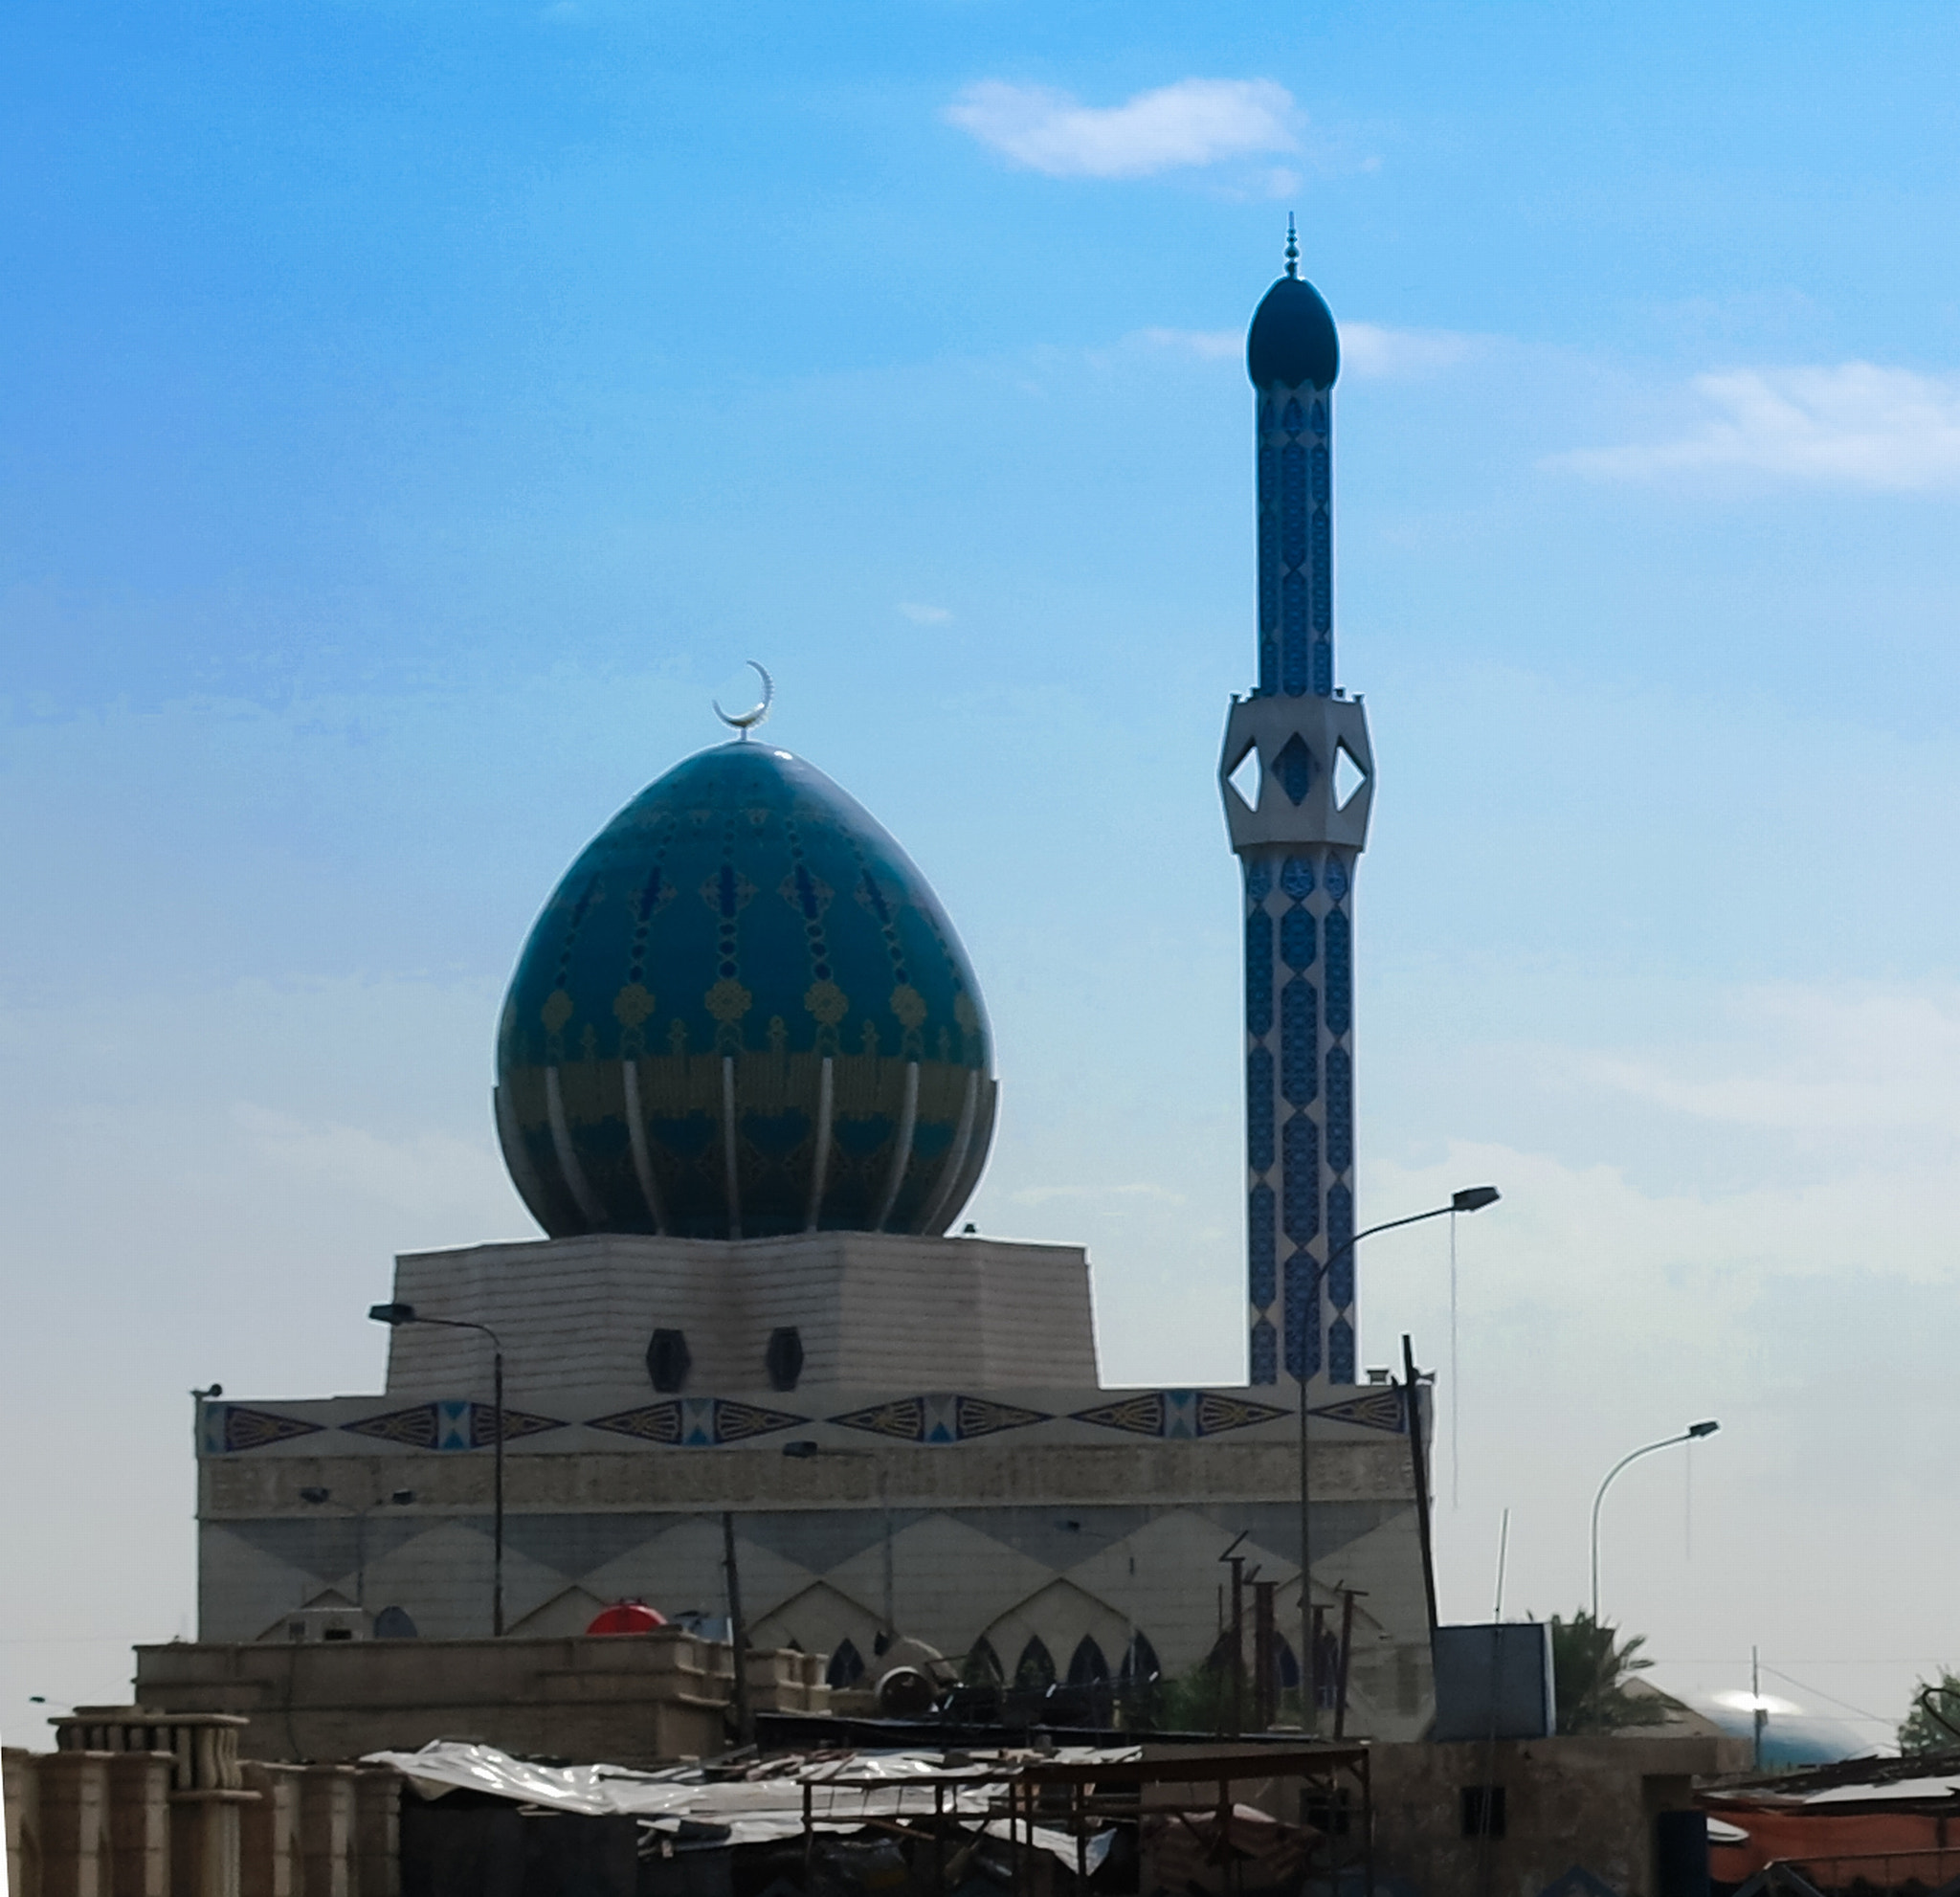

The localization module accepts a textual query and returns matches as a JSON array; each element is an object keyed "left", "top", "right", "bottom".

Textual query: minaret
[{"left": 1220, "top": 227, "right": 1374, "bottom": 1390}]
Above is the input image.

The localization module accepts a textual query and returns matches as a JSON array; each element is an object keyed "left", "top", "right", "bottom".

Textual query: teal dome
[
  {"left": 494, "top": 742, "right": 997, "bottom": 1240},
  {"left": 1247, "top": 273, "right": 1339, "bottom": 390}
]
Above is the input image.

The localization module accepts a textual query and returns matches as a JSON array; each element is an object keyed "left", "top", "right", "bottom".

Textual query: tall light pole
[
  {"left": 1590, "top": 1420, "right": 1720, "bottom": 1621},
  {"left": 369, "top": 1302, "right": 506, "bottom": 1637},
  {"left": 1297, "top": 1184, "right": 1500, "bottom": 1731}
]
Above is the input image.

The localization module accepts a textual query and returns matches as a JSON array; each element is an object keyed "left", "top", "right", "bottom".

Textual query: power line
[{"left": 1758, "top": 1663, "right": 1893, "bottom": 1728}]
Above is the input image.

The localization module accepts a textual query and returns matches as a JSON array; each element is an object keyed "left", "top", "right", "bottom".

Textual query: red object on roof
[{"left": 585, "top": 1601, "right": 666, "bottom": 1635}]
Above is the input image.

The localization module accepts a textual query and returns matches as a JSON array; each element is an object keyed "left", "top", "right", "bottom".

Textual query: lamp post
[
  {"left": 1590, "top": 1420, "right": 1720, "bottom": 1621},
  {"left": 369, "top": 1302, "right": 506, "bottom": 1637},
  {"left": 1296, "top": 1184, "right": 1500, "bottom": 1732}
]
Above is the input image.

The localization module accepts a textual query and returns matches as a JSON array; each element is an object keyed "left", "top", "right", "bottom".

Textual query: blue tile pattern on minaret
[
  {"left": 1221, "top": 248, "right": 1375, "bottom": 1387},
  {"left": 495, "top": 742, "right": 996, "bottom": 1239}
]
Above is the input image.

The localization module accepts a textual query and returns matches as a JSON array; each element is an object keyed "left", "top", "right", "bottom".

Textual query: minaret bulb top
[{"left": 1246, "top": 219, "right": 1339, "bottom": 391}]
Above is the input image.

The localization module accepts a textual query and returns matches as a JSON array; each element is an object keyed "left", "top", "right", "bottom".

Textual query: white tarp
[
  {"left": 360, "top": 1741, "right": 1139, "bottom": 1861},
  {"left": 1802, "top": 1775, "right": 1960, "bottom": 1805}
]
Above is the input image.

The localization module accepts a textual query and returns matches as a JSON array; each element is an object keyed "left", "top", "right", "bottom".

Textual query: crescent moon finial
[{"left": 712, "top": 660, "right": 774, "bottom": 740}]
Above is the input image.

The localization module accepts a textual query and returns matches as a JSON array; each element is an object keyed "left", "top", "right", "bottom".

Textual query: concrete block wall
[
  {"left": 3, "top": 1751, "right": 380, "bottom": 1897},
  {"left": 135, "top": 1631, "right": 824, "bottom": 1767},
  {"left": 1370, "top": 1733, "right": 1752, "bottom": 1897},
  {"left": 192, "top": 1423, "right": 1436, "bottom": 1738},
  {"left": 106, "top": 1755, "right": 173, "bottom": 1897},
  {"left": 238, "top": 1765, "right": 301, "bottom": 1897}
]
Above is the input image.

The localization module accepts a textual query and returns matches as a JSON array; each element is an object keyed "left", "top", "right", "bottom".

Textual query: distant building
[{"left": 186, "top": 245, "right": 1436, "bottom": 1740}]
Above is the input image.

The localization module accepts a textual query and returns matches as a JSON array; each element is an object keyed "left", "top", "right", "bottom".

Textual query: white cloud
[
  {"left": 1009, "top": 1181, "right": 1189, "bottom": 1210},
  {"left": 1135, "top": 322, "right": 1480, "bottom": 379},
  {"left": 897, "top": 601, "right": 952, "bottom": 625},
  {"left": 944, "top": 78, "right": 1298, "bottom": 181},
  {"left": 1577, "top": 985, "right": 1960, "bottom": 1147},
  {"left": 1136, "top": 327, "right": 1241, "bottom": 361},
  {"left": 1340, "top": 321, "right": 1479, "bottom": 379},
  {"left": 233, "top": 1103, "right": 509, "bottom": 1219},
  {"left": 1552, "top": 363, "right": 1960, "bottom": 489}
]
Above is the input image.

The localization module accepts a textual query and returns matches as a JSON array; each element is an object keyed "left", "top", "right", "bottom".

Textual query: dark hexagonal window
[
  {"left": 646, "top": 1328, "right": 691, "bottom": 1393},
  {"left": 766, "top": 1327, "right": 804, "bottom": 1392}
]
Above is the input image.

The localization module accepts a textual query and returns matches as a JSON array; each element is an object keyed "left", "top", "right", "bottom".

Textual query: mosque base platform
[{"left": 194, "top": 1233, "right": 1439, "bottom": 1741}]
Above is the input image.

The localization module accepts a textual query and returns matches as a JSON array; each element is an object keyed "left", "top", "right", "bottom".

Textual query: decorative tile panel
[
  {"left": 1247, "top": 1049, "right": 1275, "bottom": 1172},
  {"left": 1069, "top": 1391, "right": 1290, "bottom": 1439},
  {"left": 1327, "top": 1317, "right": 1356, "bottom": 1385},
  {"left": 583, "top": 1398, "right": 806, "bottom": 1446},
  {"left": 1309, "top": 1388, "right": 1407, "bottom": 1433},
  {"left": 1248, "top": 1184, "right": 1276, "bottom": 1302},
  {"left": 1281, "top": 981, "right": 1318, "bottom": 1106},
  {"left": 1245, "top": 910, "right": 1273, "bottom": 1036},
  {"left": 1282, "top": 1114, "right": 1320, "bottom": 1240},
  {"left": 1323, "top": 907, "right": 1351, "bottom": 1032},
  {"left": 586, "top": 1402, "right": 682, "bottom": 1444},
  {"left": 206, "top": 1407, "right": 324, "bottom": 1454},
  {"left": 1250, "top": 1320, "right": 1278, "bottom": 1386},
  {"left": 829, "top": 1395, "right": 1049, "bottom": 1443},
  {"left": 1284, "top": 1254, "right": 1322, "bottom": 1382},
  {"left": 1325, "top": 1047, "right": 1353, "bottom": 1175}
]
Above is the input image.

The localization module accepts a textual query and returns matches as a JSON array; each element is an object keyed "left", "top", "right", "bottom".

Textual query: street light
[
  {"left": 369, "top": 1301, "right": 506, "bottom": 1637},
  {"left": 1590, "top": 1420, "right": 1720, "bottom": 1621},
  {"left": 1295, "top": 1185, "right": 1501, "bottom": 1731}
]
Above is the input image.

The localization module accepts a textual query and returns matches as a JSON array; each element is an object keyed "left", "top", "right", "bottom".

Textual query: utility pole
[
  {"left": 1253, "top": 1580, "right": 1278, "bottom": 1730},
  {"left": 1220, "top": 1533, "right": 1250, "bottom": 1737},
  {"left": 724, "top": 1511, "right": 753, "bottom": 1749},
  {"left": 1332, "top": 1585, "right": 1367, "bottom": 1739},
  {"left": 1752, "top": 1646, "right": 1765, "bottom": 1771}
]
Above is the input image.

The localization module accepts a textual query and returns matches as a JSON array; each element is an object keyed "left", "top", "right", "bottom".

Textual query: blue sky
[{"left": 7, "top": 0, "right": 1960, "bottom": 1749}]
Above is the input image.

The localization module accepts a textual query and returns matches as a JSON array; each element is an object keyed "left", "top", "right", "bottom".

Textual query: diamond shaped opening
[
  {"left": 1333, "top": 741, "right": 1368, "bottom": 811},
  {"left": 1226, "top": 743, "right": 1261, "bottom": 812},
  {"left": 1272, "top": 733, "right": 1315, "bottom": 806}
]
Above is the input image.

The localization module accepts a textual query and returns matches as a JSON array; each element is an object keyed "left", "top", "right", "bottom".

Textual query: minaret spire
[{"left": 1221, "top": 256, "right": 1373, "bottom": 1394}]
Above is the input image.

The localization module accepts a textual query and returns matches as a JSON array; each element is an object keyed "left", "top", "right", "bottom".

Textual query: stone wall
[
  {"left": 1370, "top": 1732, "right": 1751, "bottom": 1897},
  {"left": 6, "top": 1714, "right": 392, "bottom": 1897},
  {"left": 135, "top": 1632, "right": 826, "bottom": 1767},
  {"left": 194, "top": 1433, "right": 1435, "bottom": 1739}
]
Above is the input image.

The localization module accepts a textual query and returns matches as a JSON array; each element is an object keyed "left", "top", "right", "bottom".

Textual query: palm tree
[{"left": 1548, "top": 1611, "right": 1668, "bottom": 1734}]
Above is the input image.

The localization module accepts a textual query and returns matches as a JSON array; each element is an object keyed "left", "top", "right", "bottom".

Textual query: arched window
[
  {"left": 1120, "top": 1632, "right": 1161, "bottom": 1685},
  {"left": 1067, "top": 1638, "right": 1109, "bottom": 1686},
  {"left": 1014, "top": 1637, "right": 1056, "bottom": 1691},
  {"left": 1274, "top": 1635, "right": 1300, "bottom": 1691},
  {"left": 827, "top": 1639, "right": 865, "bottom": 1688},
  {"left": 962, "top": 1637, "right": 1003, "bottom": 1685}
]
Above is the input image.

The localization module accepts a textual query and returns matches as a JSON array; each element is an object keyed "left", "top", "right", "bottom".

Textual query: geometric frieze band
[
  {"left": 584, "top": 1398, "right": 809, "bottom": 1447},
  {"left": 827, "top": 1395, "right": 1050, "bottom": 1444},
  {"left": 340, "top": 1402, "right": 567, "bottom": 1451},
  {"left": 1306, "top": 1388, "right": 1407, "bottom": 1434},
  {"left": 203, "top": 1406, "right": 326, "bottom": 1455},
  {"left": 1068, "top": 1391, "right": 1291, "bottom": 1439},
  {"left": 201, "top": 1387, "right": 1367, "bottom": 1451}
]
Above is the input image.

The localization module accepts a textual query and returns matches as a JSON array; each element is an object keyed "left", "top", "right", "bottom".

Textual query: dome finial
[
  {"left": 713, "top": 660, "right": 774, "bottom": 740},
  {"left": 1284, "top": 213, "right": 1298, "bottom": 279}
]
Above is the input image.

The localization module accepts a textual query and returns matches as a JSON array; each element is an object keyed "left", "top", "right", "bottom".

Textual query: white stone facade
[{"left": 198, "top": 1232, "right": 1437, "bottom": 1738}]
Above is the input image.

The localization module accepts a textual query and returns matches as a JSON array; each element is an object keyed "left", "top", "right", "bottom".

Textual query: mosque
[{"left": 186, "top": 244, "right": 1438, "bottom": 1741}]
